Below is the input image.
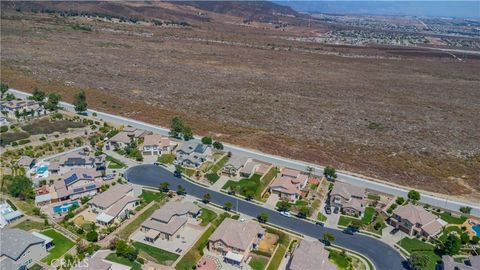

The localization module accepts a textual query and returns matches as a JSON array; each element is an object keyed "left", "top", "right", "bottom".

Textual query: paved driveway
[{"left": 125, "top": 164, "right": 408, "bottom": 270}]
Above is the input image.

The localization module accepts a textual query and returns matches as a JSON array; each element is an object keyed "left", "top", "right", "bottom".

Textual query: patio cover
[
  {"left": 96, "top": 212, "right": 114, "bottom": 224},
  {"left": 225, "top": 251, "right": 243, "bottom": 263}
]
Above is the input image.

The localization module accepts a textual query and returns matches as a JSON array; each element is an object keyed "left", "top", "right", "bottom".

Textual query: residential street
[
  {"left": 125, "top": 164, "right": 408, "bottom": 270},
  {"left": 9, "top": 88, "right": 479, "bottom": 217}
]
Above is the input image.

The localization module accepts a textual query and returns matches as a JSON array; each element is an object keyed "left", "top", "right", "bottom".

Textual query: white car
[{"left": 280, "top": 211, "right": 291, "bottom": 218}]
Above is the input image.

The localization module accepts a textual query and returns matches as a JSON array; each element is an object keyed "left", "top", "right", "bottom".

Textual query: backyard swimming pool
[
  {"left": 53, "top": 201, "right": 79, "bottom": 214},
  {"left": 473, "top": 224, "right": 480, "bottom": 237},
  {"left": 36, "top": 165, "right": 49, "bottom": 174}
]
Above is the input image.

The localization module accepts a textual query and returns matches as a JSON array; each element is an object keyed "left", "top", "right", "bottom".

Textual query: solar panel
[
  {"left": 82, "top": 174, "right": 92, "bottom": 179},
  {"left": 64, "top": 174, "right": 78, "bottom": 186},
  {"left": 73, "top": 187, "right": 84, "bottom": 193},
  {"left": 85, "top": 184, "right": 96, "bottom": 190}
]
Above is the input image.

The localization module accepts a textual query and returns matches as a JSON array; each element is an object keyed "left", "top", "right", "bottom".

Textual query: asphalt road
[
  {"left": 125, "top": 164, "right": 408, "bottom": 270},
  {"left": 9, "top": 88, "right": 480, "bottom": 217}
]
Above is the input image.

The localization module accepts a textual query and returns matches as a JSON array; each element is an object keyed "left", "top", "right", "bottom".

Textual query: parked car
[
  {"left": 153, "top": 162, "right": 160, "bottom": 166},
  {"left": 315, "top": 221, "right": 325, "bottom": 227},
  {"left": 320, "top": 239, "right": 331, "bottom": 246},
  {"left": 174, "top": 171, "right": 182, "bottom": 178},
  {"left": 325, "top": 206, "right": 332, "bottom": 215},
  {"left": 343, "top": 227, "right": 355, "bottom": 235},
  {"left": 103, "top": 174, "right": 114, "bottom": 180},
  {"left": 390, "top": 228, "right": 400, "bottom": 235},
  {"left": 333, "top": 207, "right": 339, "bottom": 214},
  {"left": 280, "top": 211, "right": 292, "bottom": 218},
  {"left": 105, "top": 145, "right": 110, "bottom": 150}
]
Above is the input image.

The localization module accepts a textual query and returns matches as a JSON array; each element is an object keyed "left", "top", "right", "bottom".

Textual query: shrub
[
  {"left": 39, "top": 136, "right": 46, "bottom": 141},
  {"left": 18, "top": 139, "right": 31, "bottom": 145},
  {"left": 86, "top": 230, "right": 98, "bottom": 242},
  {"left": 395, "top": 197, "right": 405, "bottom": 205},
  {"left": 0, "top": 126, "right": 8, "bottom": 133}
]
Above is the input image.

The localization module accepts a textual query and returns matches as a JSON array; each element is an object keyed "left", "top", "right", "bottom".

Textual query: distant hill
[{"left": 275, "top": 1, "right": 480, "bottom": 19}]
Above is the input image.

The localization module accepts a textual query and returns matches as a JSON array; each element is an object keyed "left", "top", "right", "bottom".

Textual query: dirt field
[{"left": 1, "top": 11, "right": 479, "bottom": 202}]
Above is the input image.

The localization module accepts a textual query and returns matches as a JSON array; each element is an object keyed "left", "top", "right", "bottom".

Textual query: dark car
[
  {"left": 343, "top": 228, "right": 355, "bottom": 235},
  {"left": 315, "top": 221, "right": 325, "bottom": 227},
  {"left": 320, "top": 239, "right": 331, "bottom": 246},
  {"left": 174, "top": 171, "right": 182, "bottom": 178},
  {"left": 333, "top": 207, "right": 339, "bottom": 214},
  {"left": 324, "top": 206, "right": 332, "bottom": 215},
  {"left": 390, "top": 228, "right": 400, "bottom": 235}
]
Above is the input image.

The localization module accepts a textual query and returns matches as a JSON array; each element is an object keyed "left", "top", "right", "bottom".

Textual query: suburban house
[
  {"left": 222, "top": 155, "right": 248, "bottom": 177},
  {"left": 140, "top": 134, "right": 175, "bottom": 155},
  {"left": 109, "top": 127, "right": 152, "bottom": 148},
  {"left": 441, "top": 255, "right": 480, "bottom": 270},
  {"left": 54, "top": 168, "right": 103, "bottom": 200},
  {"left": 89, "top": 184, "right": 141, "bottom": 225},
  {"left": 17, "top": 156, "right": 35, "bottom": 170},
  {"left": 389, "top": 203, "right": 444, "bottom": 238},
  {"left": 175, "top": 142, "right": 212, "bottom": 168},
  {"left": 288, "top": 240, "right": 337, "bottom": 270},
  {"left": 0, "top": 229, "right": 48, "bottom": 270},
  {"left": 57, "top": 150, "right": 106, "bottom": 172},
  {"left": 141, "top": 201, "right": 199, "bottom": 242},
  {"left": 269, "top": 168, "right": 309, "bottom": 201},
  {"left": 0, "top": 100, "right": 44, "bottom": 118},
  {"left": 0, "top": 201, "right": 23, "bottom": 228},
  {"left": 208, "top": 218, "right": 265, "bottom": 266},
  {"left": 71, "top": 252, "right": 112, "bottom": 270},
  {"left": 330, "top": 182, "right": 366, "bottom": 216}
]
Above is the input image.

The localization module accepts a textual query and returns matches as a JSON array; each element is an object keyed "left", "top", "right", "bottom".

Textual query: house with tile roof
[
  {"left": 89, "top": 184, "right": 141, "bottom": 225},
  {"left": 330, "top": 181, "right": 366, "bottom": 217},
  {"left": 140, "top": 134, "right": 175, "bottom": 155},
  {"left": 269, "top": 168, "right": 309, "bottom": 201},
  {"left": 109, "top": 127, "right": 152, "bottom": 148},
  {"left": 54, "top": 168, "right": 103, "bottom": 200},
  {"left": 389, "top": 203, "right": 444, "bottom": 238},
  {"left": 141, "top": 201, "right": 199, "bottom": 242},
  {"left": 175, "top": 141, "right": 212, "bottom": 168},
  {"left": 222, "top": 154, "right": 248, "bottom": 177},
  {"left": 288, "top": 240, "right": 337, "bottom": 270},
  {"left": 0, "top": 229, "right": 48, "bottom": 270},
  {"left": 57, "top": 150, "right": 105, "bottom": 172},
  {"left": 441, "top": 255, "right": 480, "bottom": 270},
  {"left": 208, "top": 218, "right": 265, "bottom": 266}
]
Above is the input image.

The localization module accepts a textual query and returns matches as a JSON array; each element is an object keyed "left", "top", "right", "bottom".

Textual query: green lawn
[
  {"left": 141, "top": 190, "right": 166, "bottom": 203},
  {"left": 210, "top": 155, "right": 230, "bottom": 173},
  {"left": 14, "top": 220, "right": 49, "bottom": 231},
  {"left": 362, "top": 207, "right": 375, "bottom": 225},
  {"left": 29, "top": 264, "right": 43, "bottom": 270},
  {"left": 132, "top": 242, "right": 179, "bottom": 265},
  {"left": 40, "top": 229, "right": 75, "bottom": 265},
  {"left": 205, "top": 173, "right": 220, "bottom": 184},
  {"left": 199, "top": 208, "right": 218, "bottom": 226},
  {"left": 182, "top": 167, "right": 196, "bottom": 177},
  {"left": 317, "top": 212, "right": 327, "bottom": 222},
  {"left": 365, "top": 215, "right": 387, "bottom": 235},
  {"left": 438, "top": 212, "right": 467, "bottom": 225},
  {"left": 118, "top": 202, "right": 161, "bottom": 239},
  {"left": 295, "top": 200, "right": 308, "bottom": 207},
  {"left": 397, "top": 238, "right": 441, "bottom": 270},
  {"left": 328, "top": 250, "right": 351, "bottom": 269},
  {"left": 367, "top": 194, "right": 381, "bottom": 201},
  {"left": 223, "top": 168, "right": 278, "bottom": 201},
  {"left": 266, "top": 243, "right": 286, "bottom": 270},
  {"left": 105, "top": 253, "right": 141, "bottom": 270},
  {"left": 249, "top": 257, "right": 269, "bottom": 270},
  {"left": 106, "top": 155, "right": 126, "bottom": 169},
  {"left": 158, "top": 153, "right": 175, "bottom": 164},
  {"left": 338, "top": 215, "right": 360, "bottom": 227}
]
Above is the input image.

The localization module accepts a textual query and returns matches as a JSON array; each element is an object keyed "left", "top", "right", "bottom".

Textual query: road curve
[
  {"left": 9, "top": 88, "right": 479, "bottom": 217},
  {"left": 125, "top": 164, "right": 408, "bottom": 270}
]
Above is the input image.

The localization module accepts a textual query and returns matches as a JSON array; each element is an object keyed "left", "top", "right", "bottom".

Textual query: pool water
[
  {"left": 36, "top": 165, "right": 49, "bottom": 174},
  {"left": 53, "top": 201, "right": 79, "bottom": 214},
  {"left": 473, "top": 224, "right": 480, "bottom": 237}
]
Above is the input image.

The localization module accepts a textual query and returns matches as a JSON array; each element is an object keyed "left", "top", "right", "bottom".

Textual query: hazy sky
[{"left": 275, "top": 1, "right": 480, "bottom": 18}]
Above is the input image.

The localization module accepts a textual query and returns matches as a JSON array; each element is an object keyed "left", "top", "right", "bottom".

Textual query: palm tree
[
  {"left": 224, "top": 202, "right": 233, "bottom": 211},
  {"left": 323, "top": 232, "right": 335, "bottom": 245},
  {"left": 177, "top": 185, "right": 186, "bottom": 195},
  {"left": 257, "top": 212, "right": 268, "bottom": 223}
]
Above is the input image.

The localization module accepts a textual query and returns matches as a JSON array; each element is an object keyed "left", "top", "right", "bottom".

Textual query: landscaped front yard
[
  {"left": 140, "top": 189, "right": 166, "bottom": 204},
  {"left": 249, "top": 256, "right": 269, "bottom": 270},
  {"left": 132, "top": 241, "right": 179, "bottom": 266},
  {"left": 40, "top": 229, "right": 75, "bottom": 265},
  {"left": 223, "top": 167, "right": 278, "bottom": 201},
  {"left": 436, "top": 212, "right": 467, "bottom": 225},
  {"left": 106, "top": 155, "right": 126, "bottom": 169},
  {"left": 397, "top": 238, "right": 441, "bottom": 270}
]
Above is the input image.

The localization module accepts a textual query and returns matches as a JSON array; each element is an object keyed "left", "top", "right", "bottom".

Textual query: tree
[
  {"left": 0, "top": 82, "right": 8, "bottom": 99},
  {"left": 213, "top": 141, "right": 224, "bottom": 150},
  {"left": 323, "top": 232, "right": 335, "bottom": 244},
  {"left": 277, "top": 200, "right": 290, "bottom": 212},
  {"left": 460, "top": 232, "right": 470, "bottom": 244},
  {"left": 8, "top": 176, "right": 34, "bottom": 200},
  {"left": 298, "top": 207, "right": 312, "bottom": 218},
  {"left": 177, "top": 185, "right": 186, "bottom": 195},
  {"left": 245, "top": 190, "right": 254, "bottom": 201},
  {"left": 257, "top": 212, "right": 268, "bottom": 223},
  {"left": 203, "top": 193, "right": 211, "bottom": 203},
  {"left": 183, "top": 127, "right": 193, "bottom": 141},
  {"left": 159, "top": 182, "right": 170, "bottom": 192},
  {"left": 408, "top": 190, "right": 421, "bottom": 201},
  {"left": 73, "top": 91, "right": 88, "bottom": 113},
  {"left": 410, "top": 252, "right": 429, "bottom": 270},
  {"left": 201, "top": 136, "right": 213, "bottom": 145},
  {"left": 443, "top": 234, "right": 461, "bottom": 255},
  {"left": 224, "top": 202, "right": 233, "bottom": 211},
  {"left": 31, "top": 88, "right": 46, "bottom": 102},
  {"left": 323, "top": 166, "right": 337, "bottom": 180},
  {"left": 459, "top": 206, "right": 471, "bottom": 214},
  {"left": 169, "top": 116, "right": 184, "bottom": 138},
  {"left": 396, "top": 197, "right": 405, "bottom": 205},
  {"left": 44, "top": 93, "right": 61, "bottom": 111},
  {"left": 86, "top": 230, "right": 98, "bottom": 242},
  {"left": 175, "top": 164, "right": 183, "bottom": 173}
]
